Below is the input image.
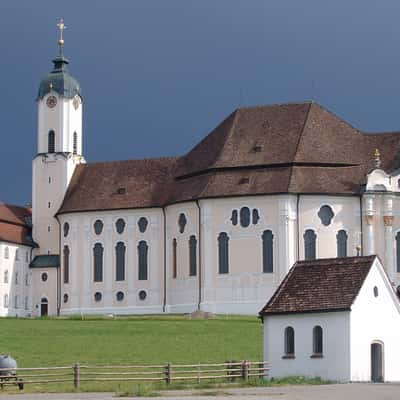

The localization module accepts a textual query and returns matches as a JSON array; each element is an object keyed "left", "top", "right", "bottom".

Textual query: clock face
[
  {"left": 73, "top": 95, "right": 81, "bottom": 110},
  {"left": 46, "top": 95, "right": 57, "bottom": 108}
]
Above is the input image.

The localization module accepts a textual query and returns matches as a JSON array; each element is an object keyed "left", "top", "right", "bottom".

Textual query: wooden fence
[{"left": 0, "top": 360, "right": 269, "bottom": 389}]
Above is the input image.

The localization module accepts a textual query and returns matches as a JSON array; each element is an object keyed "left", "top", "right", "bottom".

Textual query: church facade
[{"left": 2, "top": 29, "right": 400, "bottom": 317}]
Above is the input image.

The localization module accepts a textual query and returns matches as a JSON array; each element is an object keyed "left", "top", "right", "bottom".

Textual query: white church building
[{"left": 2, "top": 23, "right": 400, "bottom": 317}]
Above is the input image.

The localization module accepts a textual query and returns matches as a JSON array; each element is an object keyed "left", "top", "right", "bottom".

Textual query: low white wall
[{"left": 263, "top": 311, "right": 351, "bottom": 381}]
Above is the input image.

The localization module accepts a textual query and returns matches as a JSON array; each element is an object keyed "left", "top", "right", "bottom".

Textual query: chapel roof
[
  {"left": 58, "top": 102, "right": 400, "bottom": 214},
  {"left": 0, "top": 203, "right": 34, "bottom": 247},
  {"left": 259, "top": 256, "right": 377, "bottom": 316}
]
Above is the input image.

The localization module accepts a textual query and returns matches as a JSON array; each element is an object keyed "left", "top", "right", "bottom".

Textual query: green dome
[{"left": 37, "top": 54, "right": 82, "bottom": 100}]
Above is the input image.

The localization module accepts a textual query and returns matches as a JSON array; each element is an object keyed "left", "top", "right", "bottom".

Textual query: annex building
[{"left": 2, "top": 24, "right": 400, "bottom": 317}]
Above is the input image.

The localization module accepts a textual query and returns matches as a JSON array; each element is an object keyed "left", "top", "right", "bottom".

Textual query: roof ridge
[
  {"left": 236, "top": 100, "right": 314, "bottom": 112},
  {"left": 85, "top": 156, "right": 179, "bottom": 167}
]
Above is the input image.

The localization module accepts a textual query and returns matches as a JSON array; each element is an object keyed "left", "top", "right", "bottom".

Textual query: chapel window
[
  {"left": 218, "top": 232, "right": 229, "bottom": 274},
  {"left": 252, "top": 209, "right": 260, "bottom": 225},
  {"left": 93, "top": 243, "right": 104, "bottom": 282},
  {"left": 312, "top": 326, "right": 323, "bottom": 356},
  {"left": 262, "top": 230, "right": 274, "bottom": 273},
  {"left": 63, "top": 245, "right": 70, "bottom": 284},
  {"left": 336, "top": 230, "right": 348, "bottom": 258},
  {"left": 4, "top": 270, "right": 8, "bottom": 284},
  {"left": 178, "top": 213, "right": 187, "bottom": 234},
  {"left": 48, "top": 130, "right": 55, "bottom": 153},
  {"left": 189, "top": 235, "right": 197, "bottom": 277},
  {"left": 138, "top": 241, "right": 148, "bottom": 280},
  {"left": 172, "top": 238, "right": 177, "bottom": 279},
  {"left": 15, "top": 249, "right": 19, "bottom": 261},
  {"left": 304, "top": 229, "right": 317, "bottom": 260},
  {"left": 231, "top": 210, "right": 238, "bottom": 226},
  {"left": 63, "top": 222, "right": 70, "bottom": 237},
  {"left": 3, "top": 294, "right": 8, "bottom": 308},
  {"left": 115, "top": 241, "right": 126, "bottom": 281},
  {"left": 284, "top": 326, "right": 295, "bottom": 357},
  {"left": 318, "top": 205, "right": 334, "bottom": 226}
]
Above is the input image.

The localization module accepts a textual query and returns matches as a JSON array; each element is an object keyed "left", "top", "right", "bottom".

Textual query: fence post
[
  {"left": 241, "top": 360, "right": 249, "bottom": 381},
  {"left": 197, "top": 362, "right": 200, "bottom": 384},
  {"left": 165, "top": 362, "right": 172, "bottom": 385},
  {"left": 73, "top": 363, "right": 80, "bottom": 388}
]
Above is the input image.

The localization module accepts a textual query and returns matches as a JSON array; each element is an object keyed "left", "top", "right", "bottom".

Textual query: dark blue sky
[{"left": 2, "top": 0, "right": 400, "bottom": 205}]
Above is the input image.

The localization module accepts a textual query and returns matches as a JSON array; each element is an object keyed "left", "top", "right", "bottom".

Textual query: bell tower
[{"left": 32, "top": 19, "right": 85, "bottom": 256}]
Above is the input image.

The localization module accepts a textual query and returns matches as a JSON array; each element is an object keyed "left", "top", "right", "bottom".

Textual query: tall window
[
  {"left": 396, "top": 232, "right": 400, "bottom": 273},
  {"left": 304, "top": 229, "right": 316, "bottom": 260},
  {"left": 336, "top": 230, "right": 348, "bottom": 258},
  {"left": 73, "top": 132, "right": 78, "bottom": 155},
  {"left": 3, "top": 294, "right": 8, "bottom": 308},
  {"left": 313, "top": 326, "right": 323, "bottom": 355},
  {"left": 63, "top": 245, "right": 70, "bottom": 284},
  {"left": 4, "top": 247, "right": 9, "bottom": 259},
  {"left": 15, "top": 249, "right": 19, "bottom": 261},
  {"left": 48, "top": 130, "right": 55, "bottom": 153},
  {"left": 262, "top": 230, "right": 274, "bottom": 273},
  {"left": 218, "top": 232, "right": 229, "bottom": 274},
  {"left": 189, "top": 235, "right": 197, "bottom": 276},
  {"left": 4, "top": 270, "right": 8, "bottom": 284},
  {"left": 284, "top": 326, "right": 295, "bottom": 356},
  {"left": 172, "top": 238, "right": 177, "bottom": 279},
  {"left": 115, "top": 242, "right": 126, "bottom": 281},
  {"left": 138, "top": 241, "right": 148, "bottom": 280},
  {"left": 93, "top": 243, "right": 103, "bottom": 282}
]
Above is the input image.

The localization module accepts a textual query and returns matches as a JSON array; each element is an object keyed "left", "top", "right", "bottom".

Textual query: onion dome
[{"left": 37, "top": 18, "right": 82, "bottom": 100}]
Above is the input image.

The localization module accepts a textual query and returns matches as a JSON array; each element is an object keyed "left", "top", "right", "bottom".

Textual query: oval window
[
  {"left": 178, "top": 213, "right": 187, "bottom": 234},
  {"left": 63, "top": 293, "right": 69, "bottom": 303},
  {"left": 63, "top": 222, "right": 70, "bottom": 237},
  {"left": 94, "top": 220, "right": 104, "bottom": 235},
  {"left": 94, "top": 292, "right": 102, "bottom": 302},
  {"left": 41, "top": 273, "right": 48, "bottom": 282},
  {"left": 240, "top": 207, "right": 251, "bottom": 228},
  {"left": 115, "top": 218, "right": 125, "bottom": 234},
  {"left": 138, "top": 290, "right": 147, "bottom": 301},
  {"left": 116, "top": 291, "right": 124, "bottom": 302}
]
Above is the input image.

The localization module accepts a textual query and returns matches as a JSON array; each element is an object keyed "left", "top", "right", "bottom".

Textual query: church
[{"left": 1, "top": 21, "right": 400, "bottom": 317}]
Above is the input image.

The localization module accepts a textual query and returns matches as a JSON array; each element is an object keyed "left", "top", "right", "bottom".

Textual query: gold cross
[{"left": 57, "top": 18, "right": 66, "bottom": 46}]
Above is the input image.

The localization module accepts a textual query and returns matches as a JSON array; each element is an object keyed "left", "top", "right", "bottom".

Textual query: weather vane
[{"left": 57, "top": 18, "right": 66, "bottom": 49}]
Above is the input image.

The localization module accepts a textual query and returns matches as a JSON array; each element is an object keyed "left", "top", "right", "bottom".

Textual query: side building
[{"left": 0, "top": 203, "right": 34, "bottom": 317}]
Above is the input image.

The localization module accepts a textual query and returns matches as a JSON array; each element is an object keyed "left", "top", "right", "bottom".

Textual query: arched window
[
  {"left": 396, "top": 232, "right": 400, "bottom": 273},
  {"left": 4, "top": 247, "right": 9, "bottom": 259},
  {"left": 115, "top": 241, "right": 126, "bottom": 281},
  {"left": 252, "top": 209, "right": 260, "bottom": 225},
  {"left": 230, "top": 210, "right": 238, "bottom": 226},
  {"left": 189, "top": 235, "right": 197, "bottom": 276},
  {"left": 284, "top": 326, "right": 295, "bottom": 356},
  {"left": 94, "top": 219, "right": 103, "bottom": 235},
  {"left": 15, "top": 249, "right": 19, "bottom": 261},
  {"left": 262, "top": 230, "right": 274, "bottom": 273},
  {"left": 138, "top": 241, "right": 148, "bottom": 280},
  {"left": 172, "top": 238, "right": 177, "bottom": 278},
  {"left": 240, "top": 207, "right": 251, "bottom": 227},
  {"left": 336, "top": 230, "right": 348, "bottom": 258},
  {"left": 93, "top": 243, "right": 103, "bottom": 282},
  {"left": 63, "top": 245, "right": 70, "bottom": 284},
  {"left": 218, "top": 232, "right": 229, "bottom": 274},
  {"left": 4, "top": 270, "right": 8, "bottom": 284},
  {"left": 73, "top": 132, "right": 78, "bottom": 155},
  {"left": 304, "top": 229, "right": 316, "bottom": 260},
  {"left": 313, "top": 326, "right": 323, "bottom": 355},
  {"left": 14, "top": 295, "right": 18, "bottom": 309},
  {"left": 3, "top": 294, "right": 8, "bottom": 308},
  {"left": 48, "top": 130, "right": 55, "bottom": 153}
]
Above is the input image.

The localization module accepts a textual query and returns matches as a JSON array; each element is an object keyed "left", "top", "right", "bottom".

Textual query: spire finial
[
  {"left": 373, "top": 148, "right": 381, "bottom": 169},
  {"left": 57, "top": 18, "right": 66, "bottom": 51}
]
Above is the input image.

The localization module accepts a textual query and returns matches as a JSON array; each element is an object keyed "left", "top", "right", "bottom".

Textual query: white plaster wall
[
  {"left": 0, "top": 242, "right": 32, "bottom": 317},
  {"left": 298, "top": 196, "right": 361, "bottom": 260},
  {"left": 263, "top": 311, "right": 351, "bottom": 381},
  {"left": 350, "top": 259, "right": 400, "bottom": 382},
  {"left": 58, "top": 208, "right": 165, "bottom": 315}
]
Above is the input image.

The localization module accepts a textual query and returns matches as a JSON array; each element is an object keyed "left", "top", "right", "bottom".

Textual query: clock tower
[{"left": 32, "top": 19, "right": 84, "bottom": 261}]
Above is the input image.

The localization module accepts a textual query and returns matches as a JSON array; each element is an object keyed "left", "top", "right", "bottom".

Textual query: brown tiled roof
[
  {"left": 259, "top": 256, "right": 377, "bottom": 316},
  {"left": 58, "top": 102, "right": 400, "bottom": 214},
  {"left": 0, "top": 203, "right": 33, "bottom": 246}
]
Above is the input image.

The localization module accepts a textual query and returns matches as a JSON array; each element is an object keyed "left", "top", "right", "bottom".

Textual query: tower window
[
  {"left": 73, "top": 132, "right": 78, "bottom": 155},
  {"left": 48, "top": 130, "right": 55, "bottom": 153}
]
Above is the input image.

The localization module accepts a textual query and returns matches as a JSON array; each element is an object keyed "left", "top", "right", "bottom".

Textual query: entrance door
[
  {"left": 371, "top": 342, "right": 384, "bottom": 382},
  {"left": 40, "top": 298, "right": 48, "bottom": 317}
]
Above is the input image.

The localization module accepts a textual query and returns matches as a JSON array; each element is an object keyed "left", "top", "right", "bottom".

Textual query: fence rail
[{"left": 0, "top": 360, "right": 269, "bottom": 390}]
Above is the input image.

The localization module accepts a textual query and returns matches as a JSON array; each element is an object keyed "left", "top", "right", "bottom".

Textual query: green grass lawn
[{"left": 0, "top": 315, "right": 263, "bottom": 393}]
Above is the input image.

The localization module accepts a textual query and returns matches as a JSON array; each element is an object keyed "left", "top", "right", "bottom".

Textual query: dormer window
[{"left": 116, "top": 187, "right": 126, "bottom": 195}]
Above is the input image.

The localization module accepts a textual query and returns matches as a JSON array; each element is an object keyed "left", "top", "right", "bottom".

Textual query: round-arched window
[
  {"left": 63, "top": 222, "right": 70, "bottom": 237},
  {"left": 115, "top": 218, "right": 125, "bottom": 234},
  {"left": 94, "top": 220, "right": 103, "bottom": 235},
  {"left": 94, "top": 292, "right": 102, "bottom": 302},
  {"left": 116, "top": 291, "right": 124, "bottom": 302},
  {"left": 373, "top": 286, "right": 379, "bottom": 297},
  {"left": 138, "top": 290, "right": 147, "bottom": 301}
]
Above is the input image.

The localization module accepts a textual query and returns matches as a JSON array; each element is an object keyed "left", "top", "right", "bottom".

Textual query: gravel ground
[{"left": 0, "top": 383, "right": 399, "bottom": 399}]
